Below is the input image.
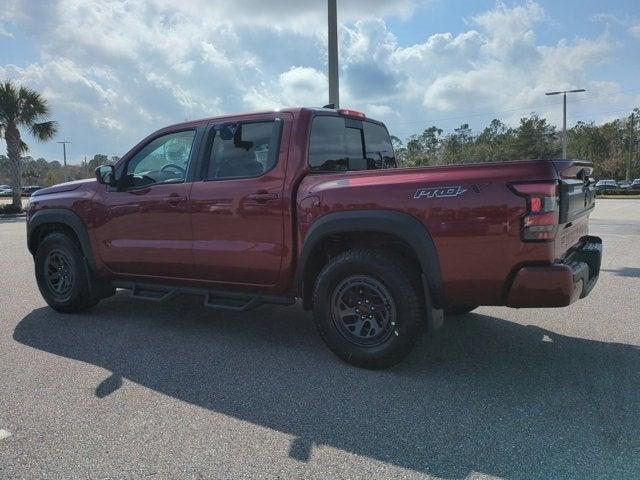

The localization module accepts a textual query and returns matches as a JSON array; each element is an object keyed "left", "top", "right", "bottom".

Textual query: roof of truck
[
  {"left": 162, "top": 106, "right": 378, "bottom": 131},
  {"left": 163, "top": 107, "right": 309, "bottom": 130}
]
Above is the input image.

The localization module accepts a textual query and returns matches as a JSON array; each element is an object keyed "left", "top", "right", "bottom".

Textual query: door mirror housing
[{"left": 95, "top": 165, "right": 117, "bottom": 186}]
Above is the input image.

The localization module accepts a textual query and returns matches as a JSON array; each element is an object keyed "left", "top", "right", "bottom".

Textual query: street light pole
[
  {"left": 545, "top": 89, "right": 586, "bottom": 159},
  {"left": 562, "top": 92, "right": 567, "bottom": 159},
  {"left": 545, "top": 88, "right": 586, "bottom": 158},
  {"left": 57, "top": 141, "right": 71, "bottom": 182},
  {"left": 628, "top": 112, "right": 635, "bottom": 181},
  {"left": 327, "top": 0, "right": 339, "bottom": 108}
]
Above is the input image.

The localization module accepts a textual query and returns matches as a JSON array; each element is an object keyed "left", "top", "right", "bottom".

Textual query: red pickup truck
[{"left": 26, "top": 107, "right": 602, "bottom": 368}]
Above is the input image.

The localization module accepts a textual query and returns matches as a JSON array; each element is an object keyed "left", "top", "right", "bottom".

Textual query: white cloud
[
  {"left": 365, "top": 104, "right": 397, "bottom": 116},
  {"left": 1, "top": 59, "right": 128, "bottom": 129},
  {"left": 0, "top": 25, "right": 13, "bottom": 37},
  {"left": 243, "top": 66, "right": 327, "bottom": 110},
  {"left": 590, "top": 13, "right": 640, "bottom": 41},
  {"left": 471, "top": 0, "right": 544, "bottom": 62},
  {"left": 0, "top": 0, "right": 627, "bottom": 160},
  {"left": 334, "top": 3, "right": 614, "bottom": 132},
  {"left": 279, "top": 67, "right": 327, "bottom": 106}
]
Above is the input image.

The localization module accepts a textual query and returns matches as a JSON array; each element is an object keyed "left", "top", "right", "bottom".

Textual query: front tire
[
  {"left": 312, "top": 249, "right": 424, "bottom": 369},
  {"left": 35, "top": 232, "right": 100, "bottom": 313}
]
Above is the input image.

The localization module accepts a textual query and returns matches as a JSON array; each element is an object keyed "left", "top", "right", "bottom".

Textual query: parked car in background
[
  {"left": 595, "top": 179, "right": 618, "bottom": 193},
  {"left": 631, "top": 179, "right": 640, "bottom": 190},
  {"left": 0, "top": 184, "right": 10, "bottom": 190},
  {"left": 0, "top": 188, "right": 13, "bottom": 197},
  {"left": 618, "top": 180, "right": 632, "bottom": 189},
  {"left": 21, "top": 185, "right": 42, "bottom": 196}
]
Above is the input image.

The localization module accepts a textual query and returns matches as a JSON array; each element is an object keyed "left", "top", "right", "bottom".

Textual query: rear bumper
[{"left": 506, "top": 236, "right": 602, "bottom": 308}]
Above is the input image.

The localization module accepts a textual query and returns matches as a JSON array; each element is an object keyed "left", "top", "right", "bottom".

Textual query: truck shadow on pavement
[
  {"left": 14, "top": 292, "right": 640, "bottom": 479},
  {"left": 601, "top": 267, "right": 640, "bottom": 278}
]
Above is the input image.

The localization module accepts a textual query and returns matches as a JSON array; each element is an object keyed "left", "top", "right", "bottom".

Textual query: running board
[
  {"left": 130, "top": 284, "right": 178, "bottom": 303},
  {"left": 113, "top": 281, "right": 295, "bottom": 312}
]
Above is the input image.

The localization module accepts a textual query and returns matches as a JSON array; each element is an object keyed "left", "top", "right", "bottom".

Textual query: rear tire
[
  {"left": 35, "top": 232, "right": 101, "bottom": 313},
  {"left": 312, "top": 249, "right": 424, "bottom": 369}
]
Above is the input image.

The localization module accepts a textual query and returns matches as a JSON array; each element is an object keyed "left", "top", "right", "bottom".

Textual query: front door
[
  {"left": 92, "top": 128, "right": 200, "bottom": 279},
  {"left": 189, "top": 115, "right": 290, "bottom": 287}
]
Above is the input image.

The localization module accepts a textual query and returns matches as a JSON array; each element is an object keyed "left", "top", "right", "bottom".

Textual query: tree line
[
  {"left": 1, "top": 110, "right": 638, "bottom": 190},
  {"left": 391, "top": 109, "right": 639, "bottom": 180},
  {"left": 0, "top": 154, "right": 119, "bottom": 187}
]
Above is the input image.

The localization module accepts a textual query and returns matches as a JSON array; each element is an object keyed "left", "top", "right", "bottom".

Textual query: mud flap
[
  {"left": 422, "top": 273, "right": 444, "bottom": 335},
  {"left": 84, "top": 258, "right": 116, "bottom": 300}
]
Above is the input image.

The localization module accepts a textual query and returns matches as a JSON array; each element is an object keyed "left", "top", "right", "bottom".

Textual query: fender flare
[
  {"left": 27, "top": 208, "right": 97, "bottom": 271},
  {"left": 295, "top": 210, "right": 444, "bottom": 307}
]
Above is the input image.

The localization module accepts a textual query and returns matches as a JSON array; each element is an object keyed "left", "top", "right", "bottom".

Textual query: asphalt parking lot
[{"left": 1, "top": 200, "right": 639, "bottom": 480}]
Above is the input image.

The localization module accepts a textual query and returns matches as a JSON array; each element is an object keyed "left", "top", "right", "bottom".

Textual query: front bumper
[{"left": 506, "top": 235, "right": 602, "bottom": 308}]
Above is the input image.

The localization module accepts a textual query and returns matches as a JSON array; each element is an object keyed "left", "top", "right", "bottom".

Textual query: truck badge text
[{"left": 414, "top": 186, "right": 467, "bottom": 199}]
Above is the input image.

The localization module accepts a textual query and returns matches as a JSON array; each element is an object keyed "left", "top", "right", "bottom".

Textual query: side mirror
[{"left": 95, "top": 165, "right": 116, "bottom": 186}]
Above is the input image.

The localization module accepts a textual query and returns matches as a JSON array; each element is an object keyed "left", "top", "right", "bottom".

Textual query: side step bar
[{"left": 112, "top": 281, "right": 295, "bottom": 313}]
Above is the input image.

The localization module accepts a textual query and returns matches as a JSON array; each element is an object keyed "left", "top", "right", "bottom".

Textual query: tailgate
[{"left": 553, "top": 160, "right": 596, "bottom": 253}]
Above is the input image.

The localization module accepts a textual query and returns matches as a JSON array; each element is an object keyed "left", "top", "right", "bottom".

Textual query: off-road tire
[
  {"left": 34, "top": 232, "right": 100, "bottom": 313},
  {"left": 312, "top": 248, "right": 424, "bottom": 369}
]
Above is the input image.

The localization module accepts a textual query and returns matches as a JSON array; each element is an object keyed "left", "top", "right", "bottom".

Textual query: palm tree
[{"left": 0, "top": 81, "right": 57, "bottom": 208}]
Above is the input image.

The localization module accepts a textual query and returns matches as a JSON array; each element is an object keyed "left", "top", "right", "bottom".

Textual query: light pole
[
  {"left": 57, "top": 141, "right": 71, "bottom": 182},
  {"left": 327, "top": 0, "right": 339, "bottom": 108},
  {"left": 628, "top": 112, "right": 635, "bottom": 181},
  {"left": 545, "top": 89, "right": 586, "bottom": 159}
]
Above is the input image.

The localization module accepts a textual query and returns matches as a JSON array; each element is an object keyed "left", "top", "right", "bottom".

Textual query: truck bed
[{"left": 297, "top": 159, "right": 596, "bottom": 308}]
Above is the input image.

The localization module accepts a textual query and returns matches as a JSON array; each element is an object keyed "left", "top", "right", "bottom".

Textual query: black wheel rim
[
  {"left": 331, "top": 275, "right": 397, "bottom": 347},
  {"left": 44, "top": 249, "right": 74, "bottom": 300}
]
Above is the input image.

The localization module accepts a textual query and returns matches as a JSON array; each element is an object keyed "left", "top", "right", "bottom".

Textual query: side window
[
  {"left": 363, "top": 121, "right": 397, "bottom": 169},
  {"left": 309, "top": 116, "right": 365, "bottom": 172},
  {"left": 124, "top": 130, "right": 196, "bottom": 188},
  {"left": 207, "top": 121, "right": 279, "bottom": 180}
]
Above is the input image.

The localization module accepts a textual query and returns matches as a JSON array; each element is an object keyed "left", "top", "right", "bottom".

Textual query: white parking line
[{"left": 0, "top": 429, "right": 11, "bottom": 440}]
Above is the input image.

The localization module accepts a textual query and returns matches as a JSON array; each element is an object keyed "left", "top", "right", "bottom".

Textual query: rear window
[
  {"left": 309, "top": 116, "right": 396, "bottom": 172},
  {"left": 363, "top": 121, "right": 396, "bottom": 170}
]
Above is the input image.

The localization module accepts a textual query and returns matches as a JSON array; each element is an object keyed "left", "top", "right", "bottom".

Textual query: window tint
[
  {"left": 124, "top": 130, "right": 195, "bottom": 187},
  {"left": 207, "top": 121, "right": 279, "bottom": 180},
  {"left": 309, "top": 116, "right": 364, "bottom": 172},
  {"left": 364, "top": 121, "right": 397, "bottom": 169},
  {"left": 309, "top": 116, "right": 396, "bottom": 172}
]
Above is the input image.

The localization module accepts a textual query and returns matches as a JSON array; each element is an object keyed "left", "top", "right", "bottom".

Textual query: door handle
[
  {"left": 165, "top": 193, "right": 187, "bottom": 205},
  {"left": 246, "top": 191, "right": 278, "bottom": 204}
]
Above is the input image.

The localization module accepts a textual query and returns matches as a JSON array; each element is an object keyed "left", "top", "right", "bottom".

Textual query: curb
[
  {"left": 598, "top": 196, "right": 640, "bottom": 200},
  {"left": 0, "top": 213, "right": 27, "bottom": 218}
]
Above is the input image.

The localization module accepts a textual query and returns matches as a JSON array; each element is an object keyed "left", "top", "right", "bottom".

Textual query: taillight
[
  {"left": 510, "top": 182, "right": 559, "bottom": 241},
  {"left": 338, "top": 108, "right": 366, "bottom": 119}
]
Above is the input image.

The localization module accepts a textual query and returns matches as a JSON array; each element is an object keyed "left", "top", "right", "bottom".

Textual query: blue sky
[{"left": 1, "top": 0, "right": 639, "bottom": 164}]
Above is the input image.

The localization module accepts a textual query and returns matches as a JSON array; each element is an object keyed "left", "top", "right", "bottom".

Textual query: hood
[{"left": 31, "top": 178, "right": 97, "bottom": 197}]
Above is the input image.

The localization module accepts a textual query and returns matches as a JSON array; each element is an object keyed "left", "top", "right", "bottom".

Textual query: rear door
[{"left": 189, "top": 113, "right": 291, "bottom": 287}]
